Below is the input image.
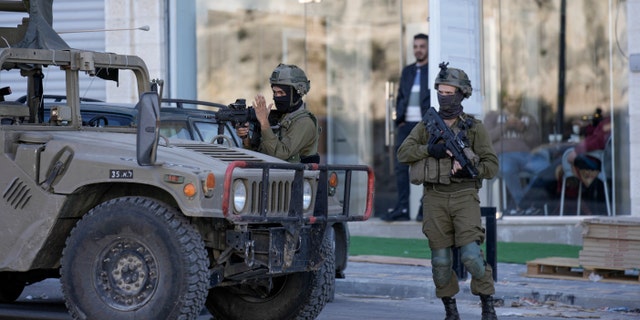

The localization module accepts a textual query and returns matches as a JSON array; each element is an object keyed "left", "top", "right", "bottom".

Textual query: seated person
[
  {"left": 484, "top": 93, "right": 548, "bottom": 215},
  {"left": 564, "top": 111, "right": 611, "bottom": 188},
  {"left": 521, "top": 109, "right": 611, "bottom": 215}
]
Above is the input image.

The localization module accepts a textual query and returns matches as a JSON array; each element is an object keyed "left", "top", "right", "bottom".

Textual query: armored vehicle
[
  {"left": 158, "top": 98, "right": 355, "bottom": 280},
  {"left": 0, "top": 1, "right": 373, "bottom": 319}
]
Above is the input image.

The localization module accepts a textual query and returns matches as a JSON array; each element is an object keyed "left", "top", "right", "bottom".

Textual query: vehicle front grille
[
  {"left": 174, "top": 143, "right": 264, "bottom": 162},
  {"left": 249, "top": 180, "right": 291, "bottom": 215}
]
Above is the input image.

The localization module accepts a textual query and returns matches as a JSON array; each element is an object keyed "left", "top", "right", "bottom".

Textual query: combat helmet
[
  {"left": 434, "top": 62, "right": 472, "bottom": 98},
  {"left": 269, "top": 63, "right": 311, "bottom": 96}
]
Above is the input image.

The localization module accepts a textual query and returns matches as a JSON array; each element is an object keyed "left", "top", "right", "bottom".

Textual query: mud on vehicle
[
  {"left": 158, "top": 98, "right": 356, "bottom": 281},
  {"left": 0, "top": 1, "right": 374, "bottom": 319}
]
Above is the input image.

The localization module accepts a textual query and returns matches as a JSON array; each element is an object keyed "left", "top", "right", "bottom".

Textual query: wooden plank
[
  {"left": 526, "top": 257, "right": 583, "bottom": 278},
  {"left": 525, "top": 257, "right": 640, "bottom": 284},
  {"left": 579, "top": 258, "right": 640, "bottom": 269},
  {"left": 579, "top": 250, "right": 640, "bottom": 263},
  {"left": 582, "top": 217, "right": 640, "bottom": 226},
  {"left": 584, "top": 225, "right": 640, "bottom": 241},
  {"left": 583, "top": 237, "right": 640, "bottom": 251},
  {"left": 527, "top": 257, "right": 580, "bottom": 267}
]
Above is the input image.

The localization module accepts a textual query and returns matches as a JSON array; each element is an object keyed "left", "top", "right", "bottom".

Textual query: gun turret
[{"left": 0, "top": 0, "right": 70, "bottom": 50}]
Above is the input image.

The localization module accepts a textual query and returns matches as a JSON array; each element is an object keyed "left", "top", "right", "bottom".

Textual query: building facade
[{"left": 11, "top": 0, "right": 634, "bottom": 217}]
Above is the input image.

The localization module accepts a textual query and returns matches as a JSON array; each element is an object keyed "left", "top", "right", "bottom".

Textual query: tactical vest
[
  {"left": 274, "top": 109, "right": 320, "bottom": 163},
  {"left": 411, "top": 114, "right": 479, "bottom": 185}
]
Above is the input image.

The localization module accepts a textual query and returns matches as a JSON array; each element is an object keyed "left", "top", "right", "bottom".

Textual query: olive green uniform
[
  {"left": 258, "top": 106, "right": 319, "bottom": 163},
  {"left": 397, "top": 113, "right": 499, "bottom": 298}
]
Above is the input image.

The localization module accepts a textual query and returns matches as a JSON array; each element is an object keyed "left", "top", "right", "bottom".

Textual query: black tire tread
[{"left": 60, "top": 196, "right": 208, "bottom": 320}]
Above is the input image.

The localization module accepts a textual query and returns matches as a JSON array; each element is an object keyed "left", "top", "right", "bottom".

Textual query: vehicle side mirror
[{"left": 136, "top": 92, "right": 160, "bottom": 166}]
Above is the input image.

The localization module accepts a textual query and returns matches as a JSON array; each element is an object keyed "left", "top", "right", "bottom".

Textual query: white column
[{"left": 628, "top": 0, "right": 640, "bottom": 216}]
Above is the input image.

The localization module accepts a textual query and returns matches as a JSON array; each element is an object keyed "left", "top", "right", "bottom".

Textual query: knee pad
[
  {"left": 460, "top": 242, "right": 486, "bottom": 278},
  {"left": 431, "top": 248, "right": 452, "bottom": 287}
]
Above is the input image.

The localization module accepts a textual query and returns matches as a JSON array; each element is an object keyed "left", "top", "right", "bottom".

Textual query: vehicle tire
[
  {"left": 206, "top": 228, "right": 335, "bottom": 320},
  {"left": 325, "top": 227, "right": 337, "bottom": 303},
  {"left": 60, "top": 196, "right": 209, "bottom": 320},
  {"left": 0, "top": 273, "right": 25, "bottom": 303},
  {"left": 333, "top": 222, "right": 349, "bottom": 279}
]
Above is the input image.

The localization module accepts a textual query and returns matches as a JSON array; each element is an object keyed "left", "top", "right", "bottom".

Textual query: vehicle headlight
[
  {"left": 303, "top": 179, "right": 313, "bottom": 210},
  {"left": 233, "top": 179, "right": 247, "bottom": 213}
]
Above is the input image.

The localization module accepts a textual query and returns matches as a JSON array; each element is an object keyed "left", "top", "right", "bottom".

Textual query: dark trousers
[{"left": 393, "top": 121, "right": 419, "bottom": 210}]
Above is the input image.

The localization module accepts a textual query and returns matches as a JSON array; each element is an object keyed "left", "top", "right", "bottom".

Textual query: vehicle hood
[
  {"left": 30, "top": 130, "right": 287, "bottom": 197},
  {"left": 44, "top": 131, "right": 280, "bottom": 168}
]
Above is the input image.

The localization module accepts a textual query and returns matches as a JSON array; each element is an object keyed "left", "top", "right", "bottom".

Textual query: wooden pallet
[{"left": 525, "top": 257, "right": 640, "bottom": 284}]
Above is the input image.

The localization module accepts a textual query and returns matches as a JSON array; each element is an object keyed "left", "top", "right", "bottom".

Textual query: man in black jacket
[{"left": 384, "top": 33, "right": 430, "bottom": 222}]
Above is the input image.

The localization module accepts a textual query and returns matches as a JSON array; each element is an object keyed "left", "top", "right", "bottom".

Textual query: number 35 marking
[{"left": 110, "top": 169, "right": 133, "bottom": 179}]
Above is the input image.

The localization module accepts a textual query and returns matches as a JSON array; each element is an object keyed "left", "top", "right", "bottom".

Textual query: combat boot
[
  {"left": 480, "top": 295, "right": 498, "bottom": 320},
  {"left": 441, "top": 297, "right": 460, "bottom": 320}
]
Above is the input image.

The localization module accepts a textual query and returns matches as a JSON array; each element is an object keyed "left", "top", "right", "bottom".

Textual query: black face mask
[
  {"left": 272, "top": 84, "right": 304, "bottom": 113},
  {"left": 273, "top": 95, "right": 291, "bottom": 113},
  {"left": 437, "top": 91, "right": 464, "bottom": 119}
]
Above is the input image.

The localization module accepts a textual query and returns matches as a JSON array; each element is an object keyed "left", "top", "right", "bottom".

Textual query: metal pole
[
  {"left": 556, "top": 0, "right": 567, "bottom": 136},
  {"left": 481, "top": 207, "right": 498, "bottom": 281}
]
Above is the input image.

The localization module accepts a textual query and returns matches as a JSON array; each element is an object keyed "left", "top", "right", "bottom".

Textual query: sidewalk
[{"left": 337, "top": 256, "right": 640, "bottom": 311}]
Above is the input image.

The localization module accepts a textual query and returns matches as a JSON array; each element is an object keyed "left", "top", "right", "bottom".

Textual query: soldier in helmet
[
  {"left": 237, "top": 63, "right": 320, "bottom": 163},
  {"left": 397, "top": 63, "right": 499, "bottom": 320}
]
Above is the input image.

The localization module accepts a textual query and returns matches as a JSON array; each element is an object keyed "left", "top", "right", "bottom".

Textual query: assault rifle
[
  {"left": 215, "top": 99, "right": 258, "bottom": 126},
  {"left": 423, "top": 107, "right": 479, "bottom": 178},
  {"left": 214, "top": 99, "right": 261, "bottom": 147}
]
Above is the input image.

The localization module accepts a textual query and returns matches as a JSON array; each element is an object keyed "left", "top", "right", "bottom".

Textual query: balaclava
[
  {"left": 437, "top": 90, "right": 464, "bottom": 119},
  {"left": 273, "top": 84, "right": 303, "bottom": 113}
]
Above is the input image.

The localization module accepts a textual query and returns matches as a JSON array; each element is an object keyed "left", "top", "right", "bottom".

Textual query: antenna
[{"left": 58, "top": 25, "right": 150, "bottom": 34}]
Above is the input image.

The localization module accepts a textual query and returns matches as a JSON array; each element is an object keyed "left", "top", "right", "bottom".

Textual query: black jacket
[{"left": 395, "top": 63, "right": 430, "bottom": 125}]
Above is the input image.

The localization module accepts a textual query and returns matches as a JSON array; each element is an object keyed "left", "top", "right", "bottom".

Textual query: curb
[{"left": 338, "top": 256, "right": 640, "bottom": 310}]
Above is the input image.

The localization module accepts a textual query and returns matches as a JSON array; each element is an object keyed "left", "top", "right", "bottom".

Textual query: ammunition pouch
[{"left": 409, "top": 157, "right": 452, "bottom": 185}]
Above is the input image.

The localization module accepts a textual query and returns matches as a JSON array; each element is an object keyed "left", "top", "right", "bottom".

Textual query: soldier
[
  {"left": 237, "top": 63, "right": 320, "bottom": 163},
  {"left": 397, "top": 63, "right": 499, "bottom": 320}
]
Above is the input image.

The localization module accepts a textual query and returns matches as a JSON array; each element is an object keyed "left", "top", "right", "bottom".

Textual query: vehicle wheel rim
[{"left": 96, "top": 238, "right": 158, "bottom": 311}]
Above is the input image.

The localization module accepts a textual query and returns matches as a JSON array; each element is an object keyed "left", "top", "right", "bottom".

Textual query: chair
[
  {"left": 559, "top": 137, "right": 612, "bottom": 216},
  {"left": 486, "top": 171, "right": 533, "bottom": 216}
]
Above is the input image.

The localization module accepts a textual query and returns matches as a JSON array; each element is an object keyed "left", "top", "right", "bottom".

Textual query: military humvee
[{"left": 0, "top": 1, "right": 373, "bottom": 319}]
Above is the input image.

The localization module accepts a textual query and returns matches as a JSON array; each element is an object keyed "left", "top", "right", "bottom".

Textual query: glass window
[
  {"left": 192, "top": 0, "right": 628, "bottom": 217},
  {"left": 482, "top": 0, "right": 628, "bottom": 216},
  {"left": 160, "top": 120, "right": 193, "bottom": 140}
]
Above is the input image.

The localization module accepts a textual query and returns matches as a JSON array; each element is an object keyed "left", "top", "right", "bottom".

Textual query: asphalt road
[{"left": 1, "top": 279, "right": 638, "bottom": 320}]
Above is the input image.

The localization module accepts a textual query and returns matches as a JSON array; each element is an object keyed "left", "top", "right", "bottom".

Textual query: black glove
[
  {"left": 428, "top": 143, "right": 448, "bottom": 159},
  {"left": 451, "top": 166, "right": 473, "bottom": 179}
]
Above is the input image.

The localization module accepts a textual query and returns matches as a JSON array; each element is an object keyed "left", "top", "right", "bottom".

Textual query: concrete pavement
[{"left": 337, "top": 256, "right": 640, "bottom": 312}]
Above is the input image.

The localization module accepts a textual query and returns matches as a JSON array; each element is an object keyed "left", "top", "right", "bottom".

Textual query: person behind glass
[
  {"left": 383, "top": 33, "right": 430, "bottom": 222},
  {"left": 397, "top": 63, "right": 499, "bottom": 320},
  {"left": 483, "top": 94, "right": 547, "bottom": 215},
  {"left": 236, "top": 63, "right": 320, "bottom": 164},
  {"left": 565, "top": 109, "right": 611, "bottom": 189}
]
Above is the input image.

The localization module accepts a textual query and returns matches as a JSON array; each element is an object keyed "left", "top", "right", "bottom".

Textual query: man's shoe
[
  {"left": 524, "top": 206, "right": 541, "bottom": 215},
  {"left": 507, "top": 207, "right": 523, "bottom": 215},
  {"left": 381, "top": 208, "right": 410, "bottom": 221}
]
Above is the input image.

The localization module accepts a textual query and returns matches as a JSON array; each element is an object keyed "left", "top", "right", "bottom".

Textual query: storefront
[
  {"left": 19, "top": 0, "right": 630, "bottom": 217},
  {"left": 184, "top": 0, "right": 628, "bottom": 217}
]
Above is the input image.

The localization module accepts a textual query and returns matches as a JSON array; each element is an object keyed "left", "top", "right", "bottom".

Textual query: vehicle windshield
[
  {"left": 193, "top": 121, "right": 224, "bottom": 143},
  {"left": 160, "top": 120, "right": 194, "bottom": 140}
]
